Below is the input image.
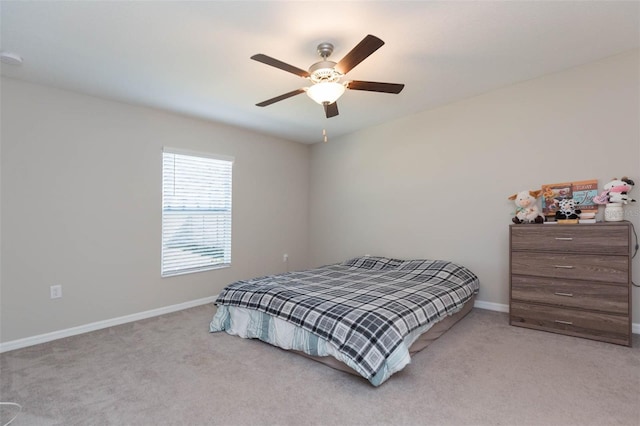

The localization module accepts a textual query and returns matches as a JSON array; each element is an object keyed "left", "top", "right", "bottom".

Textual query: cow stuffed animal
[
  {"left": 594, "top": 177, "right": 636, "bottom": 205},
  {"left": 555, "top": 198, "right": 581, "bottom": 220},
  {"left": 509, "top": 190, "right": 545, "bottom": 224}
]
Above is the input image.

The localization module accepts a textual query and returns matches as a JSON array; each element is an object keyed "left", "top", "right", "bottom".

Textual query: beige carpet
[{"left": 1, "top": 305, "right": 638, "bottom": 426}]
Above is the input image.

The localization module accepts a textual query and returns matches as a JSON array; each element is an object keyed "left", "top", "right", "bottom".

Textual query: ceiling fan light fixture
[
  {"left": 306, "top": 82, "right": 345, "bottom": 105},
  {"left": 252, "top": 35, "right": 403, "bottom": 118}
]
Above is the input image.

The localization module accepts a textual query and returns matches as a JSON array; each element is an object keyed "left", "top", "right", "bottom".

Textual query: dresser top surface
[{"left": 510, "top": 221, "right": 631, "bottom": 227}]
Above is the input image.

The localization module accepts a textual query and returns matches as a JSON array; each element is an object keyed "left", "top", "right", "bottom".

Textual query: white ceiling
[{"left": 1, "top": 1, "right": 638, "bottom": 144}]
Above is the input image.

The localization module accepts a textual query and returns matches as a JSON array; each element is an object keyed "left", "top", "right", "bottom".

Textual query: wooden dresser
[{"left": 509, "top": 222, "right": 632, "bottom": 346}]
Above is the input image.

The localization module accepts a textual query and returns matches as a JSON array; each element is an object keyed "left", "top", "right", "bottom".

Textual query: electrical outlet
[
  {"left": 50, "top": 285, "right": 62, "bottom": 299},
  {"left": 283, "top": 253, "right": 289, "bottom": 263}
]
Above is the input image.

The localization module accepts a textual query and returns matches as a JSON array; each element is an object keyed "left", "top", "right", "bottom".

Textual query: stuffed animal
[
  {"left": 593, "top": 177, "right": 636, "bottom": 205},
  {"left": 508, "top": 190, "right": 545, "bottom": 224},
  {"left": 606, "top": 177, "right": 635, "bottom": 204},
  {"left": 555, "top": 198, "right": 581, "bottom": 220}
]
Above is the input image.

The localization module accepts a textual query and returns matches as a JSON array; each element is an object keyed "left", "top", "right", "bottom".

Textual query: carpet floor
[{"left": 1, "top": 305, "right": 638, "bottom": 426}]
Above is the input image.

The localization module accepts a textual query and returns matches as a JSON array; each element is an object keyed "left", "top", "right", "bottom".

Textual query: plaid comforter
[{"left": 213, "top": 256, "right": 479, "bottom": 381}]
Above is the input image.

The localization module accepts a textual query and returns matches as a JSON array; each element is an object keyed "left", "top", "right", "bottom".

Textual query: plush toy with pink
[
  {"left": 508, "top": 190, "right": 545, "bottom": 224},
  {"left": 593, "top": 177, "right": 636, "bottom": 205}
]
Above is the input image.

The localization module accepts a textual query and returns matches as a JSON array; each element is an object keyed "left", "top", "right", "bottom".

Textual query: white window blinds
[{"left": 162, "top": 149, "right": 233, "bottom": 277}]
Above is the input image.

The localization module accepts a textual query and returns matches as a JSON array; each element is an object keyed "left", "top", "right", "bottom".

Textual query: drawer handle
[
  {"left": 555, "top": 237, "right": 573, "bottom": 241},
  {"left": 554, "top": 320, "right": 573, "bottom": 325},
  {"left": 554, "top": 292, "right": 574, "bottom": 297},
  {"left": 553, "top": 265, "right": 574, "bottom": 269}
]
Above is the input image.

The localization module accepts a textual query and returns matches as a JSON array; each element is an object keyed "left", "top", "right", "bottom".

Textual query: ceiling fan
[{"left": 251, "top": 34, "right": 405, "bottom": 118}]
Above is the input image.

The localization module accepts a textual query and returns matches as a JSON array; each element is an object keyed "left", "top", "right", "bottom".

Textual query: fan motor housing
[{"left": 309, "top": 60, "right": 341, "bottom": 83}]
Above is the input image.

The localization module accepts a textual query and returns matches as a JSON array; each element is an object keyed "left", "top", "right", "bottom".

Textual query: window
[{"left": 162, "top": 148, "right": 233, "bottom": 277}]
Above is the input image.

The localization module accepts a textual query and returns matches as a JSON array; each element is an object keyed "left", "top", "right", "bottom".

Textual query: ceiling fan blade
[
  {"left": 335, "top": 35, "right": 385, "bottom": 75},
  {"left": 324, "top": 102, "right": 339, "bottom": 118},
  {"left": 251, "top": 54, "right": 310, "bottom": 78},
  {"left": 347, "top": 80, "right": 405, "bottom": 94},
  {"left": 256, "top": 89, "right": 306, "bottom": 107}
]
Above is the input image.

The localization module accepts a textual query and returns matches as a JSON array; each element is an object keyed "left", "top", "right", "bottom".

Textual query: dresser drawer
[
  {"left": 511, "top": 275, "right": 628, "bottom": 314},
  {"left": 511, "top": 225, "right": 629, "bottom": 255},
  {"left": 511, "top": 252, "right": 628, "bottom": 284},
  {"left": 510, "top": 302, "right": 630, "bottom": 346}
]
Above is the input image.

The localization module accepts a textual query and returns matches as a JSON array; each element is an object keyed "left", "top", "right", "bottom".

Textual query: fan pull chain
[{"left": 322, "top": 129, "right": 328, "bottom": 143}]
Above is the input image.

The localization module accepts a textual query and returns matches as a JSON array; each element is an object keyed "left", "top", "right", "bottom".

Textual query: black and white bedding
[{"left": 210, "top": 256, "right": 480, "bottom": 386}]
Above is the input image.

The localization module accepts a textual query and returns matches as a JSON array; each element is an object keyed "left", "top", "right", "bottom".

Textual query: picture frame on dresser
[{"left": 509, "top": 222, "right": 632, "bottom": 346}]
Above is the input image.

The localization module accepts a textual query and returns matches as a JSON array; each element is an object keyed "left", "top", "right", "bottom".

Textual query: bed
[{"left": 209, "top": 256, "right": 480, "bottom": 386}]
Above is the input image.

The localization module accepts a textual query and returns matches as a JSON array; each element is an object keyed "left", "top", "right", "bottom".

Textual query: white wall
[
  {"left": 0, "top": 78, "right": 310, "bottom": 343},
  {"left": 309, "top": 50, "right": 640, "bottom": 320}
]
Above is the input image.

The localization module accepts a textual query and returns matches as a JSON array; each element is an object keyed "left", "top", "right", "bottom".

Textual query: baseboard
[
  {"left": 473, "top": 299, "right": 640, "bottom": 336},
  {"left": 0, "top": 295, "right": 218, "bottom": 353},
  {"left": 2, "top": 296, "right": 637, "bottom": 353},
  {"left": 473, "top": 299, "right": 509, "bottom": 313}
]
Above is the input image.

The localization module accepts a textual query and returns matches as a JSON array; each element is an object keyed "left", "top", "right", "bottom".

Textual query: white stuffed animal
[
  {"left": 508, "top": 190, "right": 545, "bottom": 224},
  {"left": 594, "top": 177, "right": 636, "bottom": 204},
  {"left": 607, "top": 177, "right": 635, "bottom": 204}
]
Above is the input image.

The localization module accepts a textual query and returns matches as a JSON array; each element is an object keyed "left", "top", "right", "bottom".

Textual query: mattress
[
  {"left": 210, "top": 256, "right": 480, "bottom": 385},
  {"left": 294, "top": 295, "right": 475, "bottom": 377}
]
